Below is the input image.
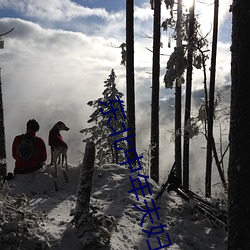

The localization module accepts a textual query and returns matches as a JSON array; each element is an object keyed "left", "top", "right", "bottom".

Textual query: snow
[{"left": 2, "top": 163, "right": 227, "bottom": 250}]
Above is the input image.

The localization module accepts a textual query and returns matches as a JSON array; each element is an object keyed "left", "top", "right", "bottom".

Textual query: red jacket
[
  {"left": 48, "top": 128, "right": 68, "bottom": 149},
  {"left": 12, "top": 131, "right": 47, "bottom": 171}
]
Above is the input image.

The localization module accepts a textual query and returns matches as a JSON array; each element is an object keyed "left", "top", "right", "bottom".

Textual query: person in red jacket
[{"left": 12, "top": 119, "right": 47, "bottom": 174}]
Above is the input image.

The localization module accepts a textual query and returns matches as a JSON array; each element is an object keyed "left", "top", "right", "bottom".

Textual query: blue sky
[
  {"left": 73, "top": 0, "right": 126, "bottom": 12},
  {"left": 0, "top": 0, "right": 232, "bottom": 174},
  {"left": 0, "top": 0, "right": 151, "bottom": 35}
]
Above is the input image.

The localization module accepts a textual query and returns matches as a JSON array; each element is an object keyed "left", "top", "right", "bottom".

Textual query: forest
[{"left": 0, "top": 0, "right": 249, "bottom": 249}]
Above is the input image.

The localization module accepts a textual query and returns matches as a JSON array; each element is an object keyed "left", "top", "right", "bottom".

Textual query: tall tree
[
  {"left": 0, "top": 28, "right": 14, "bottom": 177},
  {"left": 183, "top": 0, "right": 195, "bottom": 190},
  {"left": 205, "top": 0, "right": 219, "bottom": 197},
  {"left": 163, "top": 0, "right": 185, "bottom": 183},
  {"left": 80, "top": 69, "right": 126, "bottom": 166},
  {"left": 0, "top": 68, "right": 6, "bottom": 177},
  {"left": 228, "top": 0, "right": 250, "bottom": 249},
  {"left": 126, "top": 0, "right": 136, "bottom": 159},
  {"left": 150, "top": 0, "right": 161, "bottom": 184},
  {"left": 175, "top": 0, "right": 183, "bottom": 183}
]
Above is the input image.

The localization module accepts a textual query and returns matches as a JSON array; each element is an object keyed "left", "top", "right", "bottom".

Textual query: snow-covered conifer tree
[{"left": 80, "top": 69, "right": 127, "bottom": 166}]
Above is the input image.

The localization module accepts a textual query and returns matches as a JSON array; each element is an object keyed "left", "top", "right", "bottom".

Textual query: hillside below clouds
[{"left": 137, "top": 84, "right": 231, "bottom": 124}]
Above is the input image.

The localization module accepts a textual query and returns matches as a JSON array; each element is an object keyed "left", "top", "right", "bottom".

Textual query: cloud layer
[{"left": 0, "top": 0, "right": 232, "bottom": 191}]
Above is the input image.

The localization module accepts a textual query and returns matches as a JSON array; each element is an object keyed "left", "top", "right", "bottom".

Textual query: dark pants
[{"left": 14, "top": 165, "right": 43, "bottom": 175}]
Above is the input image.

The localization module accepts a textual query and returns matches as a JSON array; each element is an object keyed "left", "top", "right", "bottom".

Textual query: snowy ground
[{"left": 1, "top": 163, "right": 227, "bottom": 250}]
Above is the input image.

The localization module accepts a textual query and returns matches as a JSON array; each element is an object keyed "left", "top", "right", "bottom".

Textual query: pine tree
[
  {"left": 205, "top": 0, "right": 219, "bottom": 198},
  {"left": 0, "top": 69, "right": 7, "bottom": 177},
  {"left": 183, "top": 0, "right": 195, "bottom": 190},
  {"left": 0, "top": 28, "right": 14, "bottom": 177},
  {"left": 163, "top": 1, "right": 210, "bottom": 187},
  {"left": 228, "top": 0, "right": 250, "bottom": 248},
  {"left": 126, "top": 0, "right": 136, "bottom": 160},
  {"left": 150, "top": 0, "right": 161, "bottom": 184},
  {"left": 80, "top": 69, "right": 127, "bottom": 166}
]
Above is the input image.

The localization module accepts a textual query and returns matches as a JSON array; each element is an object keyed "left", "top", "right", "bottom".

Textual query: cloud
[
  {"left": 0, "top": 15, "right": 155, "bottom": 170},
  {"left": 0, "top": 16, "right": 158, "bottom": 112},
  {"left": 194, "top": 0, "right": 232, "bottom": 39},
  {"left": 0, "top": 0, "right": 110, "bottom": 21},
  {"left": 0, "top": 17, "right": 127, "bottom": 169},
  {"left": 0, "top": 0, "right": 232, "bottom": 191},
  {"left": 134, "top": 4, "right": 153, "bottom": 21}
]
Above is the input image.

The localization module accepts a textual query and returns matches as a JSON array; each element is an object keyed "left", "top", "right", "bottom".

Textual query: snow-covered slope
[{"left": 1, "top": 164, "right": 227, "bottom": 250}]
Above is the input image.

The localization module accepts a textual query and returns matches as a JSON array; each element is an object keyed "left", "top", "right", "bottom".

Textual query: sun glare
[{"left": 183, "top": 0, "right": 194, "bottom": 9}]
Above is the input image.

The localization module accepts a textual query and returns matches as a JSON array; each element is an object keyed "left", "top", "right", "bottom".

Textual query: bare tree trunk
[
  {"left": 126, "top": 0, "right": 136, "bottom": 157},
  {"left": 0, "top": 30, "right": 13, "bottom": 177},
  {"left": 205, "top": 0, "right": 219, "bottom": 197},
  {"left": 183, "top": 0, "right": 195, "bottom": 190},
  {"left": 175, "top": 0, "right": 183, "bottom": 183},
  {"left": 211, "top": 137, "right": 227, "bottom": 191},
  {"left": 74, "top": 142, "right": 116, "bottom": 248},
  {"left": 150, "top": 0, "right": 161, "bottom": 184},
  {"left": 0, "top": 69, "right": 7, "bottom": 177},
  {"left": 228, "top": 0, "right": 250, "bottom": 249},
  {"left": 74, "top": 142, "right": 95, "bottom": 226}
]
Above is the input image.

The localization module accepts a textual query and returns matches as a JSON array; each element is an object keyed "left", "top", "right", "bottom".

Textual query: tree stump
[
  {"left": 74, "top": 142, "right": 95, "bottom": 226},
  {"left": 74, "top": 142, "right": 116, "bottom": 249}
]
